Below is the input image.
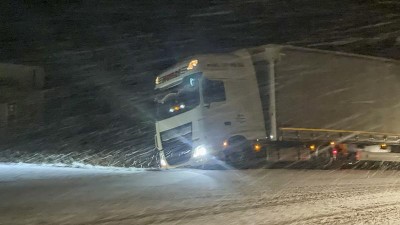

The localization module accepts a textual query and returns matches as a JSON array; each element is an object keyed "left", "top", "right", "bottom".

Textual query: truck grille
[{"left": 161, "top": 123, "right": 193, "bottom": 165}]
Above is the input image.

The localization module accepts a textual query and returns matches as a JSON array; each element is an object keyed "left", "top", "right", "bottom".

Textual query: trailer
[{"left": 154, "top": 45, "right": 400, "bottom": 168}]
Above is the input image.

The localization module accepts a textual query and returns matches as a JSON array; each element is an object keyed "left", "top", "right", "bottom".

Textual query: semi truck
[{"left": 154, "top": 44, "right": 400, "bottom": 169}]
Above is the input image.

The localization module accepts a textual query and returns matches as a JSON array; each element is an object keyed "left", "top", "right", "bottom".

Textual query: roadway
[{"left": 1, "top": 163, "right": 400, "bottom": 224}]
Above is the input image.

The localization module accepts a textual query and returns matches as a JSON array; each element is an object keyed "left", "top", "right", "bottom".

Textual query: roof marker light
[{"left": 187, "top": 59, "right": 198, "bottom": 70}]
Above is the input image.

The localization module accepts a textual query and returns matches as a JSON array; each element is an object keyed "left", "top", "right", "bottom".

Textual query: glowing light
[
  {"left": 380, "top": 143, "right": 388, "bottom": 149},
  {"left": 254, "top": 143, "right": 262, "bottom": 152},
  {"left": 189, "top": 77, "right": 196, "bottom": 86},
  {"left": 155, "top": 76, "right": 160, "bottom": 85},
  {"left": 193, "top": 146, "right": 207, "bottom": 158},
  {"left": 187, "top": 59, "right": 198, "bottom": 70},
  {"left": 160, "top": 159, "right": 167, "bottom": 167},
  {"left": 309, "top": 144, "right": 316, "bottom": 151},
  {"left": 330, "top": 141, "right": 335, "bottom": 145},
  {"left": 332, "top": 150, "right": 338, "bottom": 155},
  {"left": 223, "top": 140, "right": 228, "bottom": 148},
  {"left": 170, "top": 105, "right": 184, "bottom": 112}
]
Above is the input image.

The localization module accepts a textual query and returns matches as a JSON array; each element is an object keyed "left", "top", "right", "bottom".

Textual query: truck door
[{"left": 201, "top": 78, "right": 232, "bottom": 154}]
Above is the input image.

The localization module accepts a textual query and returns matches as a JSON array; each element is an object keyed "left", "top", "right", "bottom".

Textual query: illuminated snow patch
[{"left": 0, "top": 163, "right": 145, "bottom": 182}]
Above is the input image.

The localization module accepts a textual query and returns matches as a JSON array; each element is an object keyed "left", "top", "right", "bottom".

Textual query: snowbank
[{"left": 0, "top": 162, "right": 145, "bottom": 182}]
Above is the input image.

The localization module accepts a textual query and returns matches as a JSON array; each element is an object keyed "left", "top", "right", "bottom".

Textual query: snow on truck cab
[{"left": 154, "top": 44, "right": 400, "bottom": 168}]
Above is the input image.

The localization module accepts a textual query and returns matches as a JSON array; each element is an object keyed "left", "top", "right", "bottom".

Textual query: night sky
[{"left": 1, "top": 0, "right": 399, "bottom": 166}]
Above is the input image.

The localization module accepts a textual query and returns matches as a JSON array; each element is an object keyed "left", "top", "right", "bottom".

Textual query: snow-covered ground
[
  {"left": 0, "top": 163, "right": 144, "bottom": 182},
  {"left": 2, "top": 164, "right": 400, "bottom": 224}
]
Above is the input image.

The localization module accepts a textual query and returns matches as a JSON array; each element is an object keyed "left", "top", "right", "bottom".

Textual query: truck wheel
[
  {"left": 225, "top": 151, "right": 250, "bottom": 169},
  {"left": 359, "top": 161, "right": 371, "bottom": 170},
  {"left": 314, "top": 145, "right": 333, "bottom": 169},
  {"left": 224, "top": 136, "right": 251, "bottom": 168}
]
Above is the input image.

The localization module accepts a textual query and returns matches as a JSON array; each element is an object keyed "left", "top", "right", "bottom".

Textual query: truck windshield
[{"left": 155, "top": 73, "right": 201, "bottom": 120}]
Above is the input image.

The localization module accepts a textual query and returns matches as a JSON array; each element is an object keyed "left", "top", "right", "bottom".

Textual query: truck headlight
[
  {"left": 193, "top": 145, "right": 207, "bottom": 158},
  {"left": 160, "top": 158, "right": 167, "bottom": 167}
]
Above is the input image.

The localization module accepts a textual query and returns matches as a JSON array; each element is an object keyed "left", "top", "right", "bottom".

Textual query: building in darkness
[{"left": 0, "top": 63, "right": 46, "bottom": 142}]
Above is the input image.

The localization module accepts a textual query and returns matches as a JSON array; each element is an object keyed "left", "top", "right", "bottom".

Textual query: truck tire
[
  {"left": 313, "top": 145, "right": 333, "bottom": 169},
  {"left": 224, "top": 136, "right": 252, "bottom": 168}
]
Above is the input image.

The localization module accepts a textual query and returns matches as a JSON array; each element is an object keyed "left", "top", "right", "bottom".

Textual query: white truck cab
[{"left": 154, "top": 50, "right": 267, "bottom": 168}]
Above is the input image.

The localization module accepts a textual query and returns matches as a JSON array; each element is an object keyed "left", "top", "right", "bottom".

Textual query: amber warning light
[
  {"left": 254, "top": 143, "right": 262, "bottom": 152},
  {"left": 187, "top": 59, "right": 198, "bottom": 70}
]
